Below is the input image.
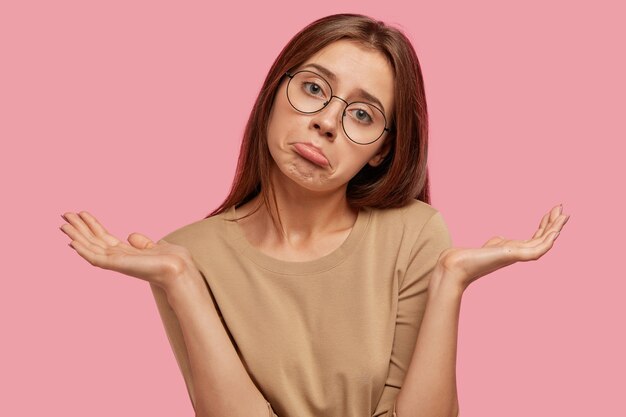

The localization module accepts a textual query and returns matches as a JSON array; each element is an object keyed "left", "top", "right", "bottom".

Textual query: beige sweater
[{"left": 154, "top": 199, "right": 452, "bottom": 417}]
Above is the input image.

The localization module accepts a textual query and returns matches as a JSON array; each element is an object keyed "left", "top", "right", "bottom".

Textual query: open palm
[
  {"left": 60, "top": 211, "right": 193, "bottom": 290},
  {"left": 437, "top": 204, "right": 570, "bottom": 291}
]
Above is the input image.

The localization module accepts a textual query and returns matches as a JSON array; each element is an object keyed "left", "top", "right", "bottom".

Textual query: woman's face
[{"left": 266, "top": 39, "right": 395, "bottom": 195}]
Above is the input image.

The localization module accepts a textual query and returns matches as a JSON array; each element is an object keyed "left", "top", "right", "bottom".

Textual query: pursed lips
[{"left": 292, "top": 142, "right": 330, "bottom": 168}]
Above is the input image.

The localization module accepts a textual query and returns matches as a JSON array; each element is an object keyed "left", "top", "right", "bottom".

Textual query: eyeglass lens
[{"left": 287, "top": 71, "right": 387, "bottom": 144}]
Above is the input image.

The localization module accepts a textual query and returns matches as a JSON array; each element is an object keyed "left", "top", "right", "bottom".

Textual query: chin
[
  {"left": 287, "top": 162, "right": 331, "bottom": 186},
  {"left": 269, "top": 148, "right": 345, "bottom": 192}
]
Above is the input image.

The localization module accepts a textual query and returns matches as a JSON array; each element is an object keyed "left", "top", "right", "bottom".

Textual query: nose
[{"left": 310, "top": 96, "right": 347, "bottom": 141}]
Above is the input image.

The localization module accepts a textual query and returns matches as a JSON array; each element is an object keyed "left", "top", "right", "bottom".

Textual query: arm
[
  {"left": 372, "top": 209, "right": 458, "bottom": 417},
  {"left": 393, "top": 266, "right": 461, "bottom": 417},
  {"left": 60, "top": 211, "right": 275, "bottom": 416},
  {"left": 158, "top": 267, "right": 272, "bottom": 417},
  {"left": 393, "top": 203, "right": 569, "bottom": 417},
  {"left": 149, "top": 283, "right": 197, "bottom": 410}
]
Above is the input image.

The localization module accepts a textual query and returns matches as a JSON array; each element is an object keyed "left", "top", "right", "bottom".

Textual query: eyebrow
[{"left": 300, "top": 63, "right": 387, "bottom": 114}]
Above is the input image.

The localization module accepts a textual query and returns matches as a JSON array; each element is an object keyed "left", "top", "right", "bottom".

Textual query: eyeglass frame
[{"left": 284, "top": 70, "right": 393, "bottom": 145}]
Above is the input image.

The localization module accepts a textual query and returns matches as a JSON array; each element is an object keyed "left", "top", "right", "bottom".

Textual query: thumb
[
  {"left": 128, "top": 232, "right": 156, "bottom": 249},
  {"left": 483, "top": 235, "right": 506, "bottom": 247}
]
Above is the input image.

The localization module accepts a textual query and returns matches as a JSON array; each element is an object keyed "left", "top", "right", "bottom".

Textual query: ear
[{"left": 367, "top": 137, "right": 392, "bottom": 167}]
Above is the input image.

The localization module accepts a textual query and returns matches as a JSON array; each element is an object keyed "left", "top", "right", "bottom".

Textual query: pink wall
[{"left": 2, "top": 0, "right": 624, "bottom": 415}]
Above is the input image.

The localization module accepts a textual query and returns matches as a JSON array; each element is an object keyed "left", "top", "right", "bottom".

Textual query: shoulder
[
  {"left": 370, "top": 199, "right": 451, "bottom": 247},
  {"left": 400, "top": 199, "right": 440, "bottom": 221},
  {"left": 158, "top": 210, "right": 232, "bottom": 250},
  {"left": 373, "top": 199, "right": 442, "bottom": 230}
]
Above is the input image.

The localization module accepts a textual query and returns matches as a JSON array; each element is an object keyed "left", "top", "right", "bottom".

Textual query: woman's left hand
[{"left": 436, "top": 204, "right": 570, "bottom": 292}]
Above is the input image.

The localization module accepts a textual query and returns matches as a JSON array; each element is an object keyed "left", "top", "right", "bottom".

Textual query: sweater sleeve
[{"left": 373, "top": 211, "right": 453, "bottom": 417}]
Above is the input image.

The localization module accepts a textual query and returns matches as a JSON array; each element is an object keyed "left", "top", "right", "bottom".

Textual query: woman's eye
[
  {"left": 303, "top": 82, "right": 324, "bottom": 96},
  {"left": 349, "top": 108, "right": 373, "bottom": 123}
]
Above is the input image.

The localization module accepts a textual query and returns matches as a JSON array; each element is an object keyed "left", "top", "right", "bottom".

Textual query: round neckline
[{"left": 224, "top": 204, "right": 371, "bottom": 275}]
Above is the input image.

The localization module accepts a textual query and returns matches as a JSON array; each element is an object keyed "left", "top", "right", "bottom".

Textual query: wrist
[
  {"left": 163, "top": 267, "right": 207, "bottom": 308},
  {"left": 428, "top": 263, "right": 466, "bottom": 299}
]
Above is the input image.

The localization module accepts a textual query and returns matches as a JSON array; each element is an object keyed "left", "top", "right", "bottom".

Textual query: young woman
[{"left": 60, "top": 13, "right": 569, "bottom": 417}]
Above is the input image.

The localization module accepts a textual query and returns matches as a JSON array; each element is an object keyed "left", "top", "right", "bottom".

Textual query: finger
[
  {"left": 62, "top": 212, "right": 107, "bottom": 249},
  {"left": 543, "top": 213, "right": 569, "bottom": 237},
  {"left": 483, "top": 235, "right": 506, "bottom": 247},
  {"left": 68, "top": 238, "right": 109, "bottom": 268},
  {"left": 533, "top": 204, "right": 560, "bottom": 240},
  {"left": 60, "top": 223, "right": 106, "bottom": 255},
  {"left": 525, "top": 213, "right": 567, "bottom": 246},
  {"left": 532, "top": 204, "right": 564, "bottom": 240},
  {"left": 127, "top": 232, "right": 156, "bottom": 250},
  {"left": 532, "top": 211, "right": 552, "bottom": 240},
  {"left": 78, "top": 211, "right": 121, "bottom": 246},
  {"left": 548, "top": 204, "right": 563, "bottom": 225},
  {"left": 513, "top": 230, "right": 560, "bottom": 261}
]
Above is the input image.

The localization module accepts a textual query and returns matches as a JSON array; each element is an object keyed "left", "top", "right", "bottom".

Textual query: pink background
[{"left": 2, "top": 0, "right": 624, "bottom": 415}]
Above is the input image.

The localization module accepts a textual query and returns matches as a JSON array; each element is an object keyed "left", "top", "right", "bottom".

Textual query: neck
[{"left": 244, "top": 165, "right": 359, "bottom": 247}]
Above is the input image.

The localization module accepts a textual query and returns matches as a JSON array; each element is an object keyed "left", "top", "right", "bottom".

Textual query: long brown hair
[{"left": 206, "top": 13, "right": 432, "bottom": 226}]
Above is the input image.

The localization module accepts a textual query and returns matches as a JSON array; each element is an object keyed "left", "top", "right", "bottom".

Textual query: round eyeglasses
[{"left": 284, "top": 70, "right": 392, "bottom": 145}]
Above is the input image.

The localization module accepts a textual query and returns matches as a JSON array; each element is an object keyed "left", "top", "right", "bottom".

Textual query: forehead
[{"left": 298, "top": 40, "right": 395, "bottom": 113}]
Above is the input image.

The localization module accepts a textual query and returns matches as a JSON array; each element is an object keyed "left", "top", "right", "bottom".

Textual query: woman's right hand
[{"left": 60, "top": 211, "right": 195, "bottom": 293}]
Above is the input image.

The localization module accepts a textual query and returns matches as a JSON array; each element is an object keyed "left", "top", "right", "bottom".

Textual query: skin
[
  {"left": 59, "top": 38, "right": 571, "bottom": 417},
  {"left": 236, "top": 39, "right": 395, "bottom": 260},
  {"left": 393, "top": 204, "right": 569, "bottom": 417}
]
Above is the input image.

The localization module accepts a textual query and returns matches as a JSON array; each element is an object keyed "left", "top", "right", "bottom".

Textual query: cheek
[
  {"left": 349, "top": 142, "right": 382, "bottom": 164},
  {"left": 266, "top": 106, "right": 284, "bottom": 145},
  {"left": 267, "top": 105, "right": 302, "bottom": 147}
]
